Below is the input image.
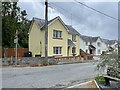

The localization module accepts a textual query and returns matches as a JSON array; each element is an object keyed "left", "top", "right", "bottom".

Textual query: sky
[{"left": 18, "top": 0, "right": 119, "bottom": 40}]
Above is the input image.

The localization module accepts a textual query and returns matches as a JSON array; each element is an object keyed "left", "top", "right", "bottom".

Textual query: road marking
[
  {"left": 67, "top": 80, "right": 93, "bottom": 88},
  {"left": 94, "top": 80, "right": 100, "bottom": 90}
]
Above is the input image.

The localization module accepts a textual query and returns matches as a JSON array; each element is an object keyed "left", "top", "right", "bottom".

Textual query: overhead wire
[{"left": 74, "top": 0, "right": 120, "bottom": 21}]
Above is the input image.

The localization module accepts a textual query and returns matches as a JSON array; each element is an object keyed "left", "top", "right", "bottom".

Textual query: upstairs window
[
  {"left": 53, "top": 30, "right": 62, "bottom": 38},
  {"left": 72, "top": 35, "right": 76, "bottom": 41},
  {"left": 97, "top": 42, "right": 101, "bottom": 47}
]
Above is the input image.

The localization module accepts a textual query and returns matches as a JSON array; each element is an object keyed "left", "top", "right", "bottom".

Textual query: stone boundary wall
[{"left": 1, "top": 56, "right": 83, "bottom": 66}]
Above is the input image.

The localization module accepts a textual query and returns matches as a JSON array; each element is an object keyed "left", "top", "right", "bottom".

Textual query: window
[
  {"left": 72, "top": 35, "right": 76, "bottom": 41},
  {"left": 86, "top": 49, "right": 88, "bottom": 53},
  {"left": 97, "top": 42, "right": 101, "bottom": 47},
  {"left": 53, "top": 47, "right": 62, "bottom": 54},
  {"left": 72, "top": 47, "right": 76, "bottom": 54},
  {"left": 90, "top": 42, "right": 92, "bottom": 45},
  {"left": 53, "top": 30, "right": 62, "bottom": 38},
  {"left": 86, "top": 42, "right": 88, "bottom": 46},
  {"left": 98, "top": 49, "right": 101, "bottom": 54}
]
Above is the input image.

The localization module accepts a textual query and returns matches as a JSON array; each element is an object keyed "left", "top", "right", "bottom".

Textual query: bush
[{"left": 95, "top": 76, "right": 105, "bottom": 84}]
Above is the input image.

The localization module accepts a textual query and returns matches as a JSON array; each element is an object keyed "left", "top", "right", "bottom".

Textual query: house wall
[
  {"left": 92, "top": 38, "right": 102, "bottom": 55},
  {"left": 29, "top": 21, "right": 45, "bottom": 57},
  {"left": 68, "top": 34, "right": 80, "bottom": 56},
  {"left": 29, "top": 18, "right": 80, "bottom": 57},
  {"left": 80, "top": 37, "right": 108, "bottom": 55},
  {"left": 80, "top": 38, "right": 85, "bottom": 52},
  {"left": 48, "top": 19, "right": 68, "bottom": 57}
]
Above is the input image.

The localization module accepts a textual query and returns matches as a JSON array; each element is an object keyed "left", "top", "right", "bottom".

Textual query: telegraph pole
[{"left": 45, "top": 0, "right": 48, "bottom": 61}]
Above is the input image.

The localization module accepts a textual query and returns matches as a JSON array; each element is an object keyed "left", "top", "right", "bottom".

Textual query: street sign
[{"left": 14, "top": 38, "right": 18, "bottom": 44}]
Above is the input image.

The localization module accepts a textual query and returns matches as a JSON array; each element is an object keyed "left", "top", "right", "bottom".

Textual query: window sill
[
  {"left": 53, "top": 37, "right": 63, "bottom": 40},
  {"left": 72, "top": 40, "right": 76, "bottom": 42}
]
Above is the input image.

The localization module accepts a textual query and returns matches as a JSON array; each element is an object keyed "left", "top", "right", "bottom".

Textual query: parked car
[{"left": 24, "top": 51, "right": 32, "bottom": 57}]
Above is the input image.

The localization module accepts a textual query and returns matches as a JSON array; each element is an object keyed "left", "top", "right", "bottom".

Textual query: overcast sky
[{"left": 18, "top": 0, "right": 118, "bottom": 40}]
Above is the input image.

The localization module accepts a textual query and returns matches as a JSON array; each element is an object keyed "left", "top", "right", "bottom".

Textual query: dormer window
[{"left": 72, "top": 35, "right": 76, "bottom": 41}]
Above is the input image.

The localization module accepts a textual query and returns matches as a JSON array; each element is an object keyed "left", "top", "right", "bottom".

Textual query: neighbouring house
[
  {"left": 28, "top": 16, "right": 80, "bottom": 57},
  {"left": 80, "top": 35, "right": 107, "bottom": 55},
  {"left": 102, "top": 39, "right": 118, "bottom": 52}
]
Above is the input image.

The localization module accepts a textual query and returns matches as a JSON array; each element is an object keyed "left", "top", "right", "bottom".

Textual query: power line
[
  {"left": 48, "top": 3, "right": 82, "bottom": 25},
  {"left": 74, "top": 0, "right": 120, "bottom": 21}
]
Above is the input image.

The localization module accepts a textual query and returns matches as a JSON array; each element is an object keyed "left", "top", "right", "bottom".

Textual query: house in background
[
  {"left": 102, "top": 39, "right": 118, "bottom": 52},
  {"left": 28, "top": 16, "right": 80, "bottom": 57},
  {"left": 80, "top": 35, "right": 107, "bottom": 55}
]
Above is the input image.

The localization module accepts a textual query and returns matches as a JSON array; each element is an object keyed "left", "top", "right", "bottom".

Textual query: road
[{"left": 2, "top": 62, "right": 99, "bottom": 88}]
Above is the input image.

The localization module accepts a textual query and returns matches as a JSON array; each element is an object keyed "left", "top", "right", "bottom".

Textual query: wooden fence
[{"left": 1, "top": 48, "right": 29, "bottom": 58}]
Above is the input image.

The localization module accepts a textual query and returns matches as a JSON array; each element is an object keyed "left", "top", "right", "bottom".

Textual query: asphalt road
[{"left": 2, "top": 62, "right": 99, "bottom": 88}]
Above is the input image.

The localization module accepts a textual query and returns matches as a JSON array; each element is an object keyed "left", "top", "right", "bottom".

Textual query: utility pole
[
  {"left": 45, "top": 0, "right": 48, "bottom": 62},
  {"left": 14, "top": 30, "right": 18, "bottom": 66}
]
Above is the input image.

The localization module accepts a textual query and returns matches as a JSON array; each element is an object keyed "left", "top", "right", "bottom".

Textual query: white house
[
  {"left": 80, "top": 35, "right": 107, "bottom": 55},
  {"left": 102, "top": 39, "right": 118, "bottom": 52}
]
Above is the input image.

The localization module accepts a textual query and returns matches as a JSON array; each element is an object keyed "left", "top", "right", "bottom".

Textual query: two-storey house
[
  {"left": 80, "top": 35, "right": 106, "bottom": 55},
  {"left": 28, "top": 16, "right": 80, "bottom": 57}
]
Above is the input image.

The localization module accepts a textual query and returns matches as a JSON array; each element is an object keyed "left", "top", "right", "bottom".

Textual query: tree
[
  {"left": 97, "top": 45, "right": 119, "bottom": 76},
  {"left": 2, "top": 2, "right": 30, "bottom": 48}
]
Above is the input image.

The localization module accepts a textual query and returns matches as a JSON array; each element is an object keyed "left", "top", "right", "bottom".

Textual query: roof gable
[
  {"left": 32, "top": 16, "right": 80, "bottom": 35},
  {"left": 80, "top": 35, "right": 100, "bottom": 43}
]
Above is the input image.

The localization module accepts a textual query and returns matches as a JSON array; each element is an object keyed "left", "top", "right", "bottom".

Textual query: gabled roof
[
  {"left": 65, "top": 25, "right": 80, "bottom": 35},
  {"left": 80, "top": 35, "right": 100, "bottom": 43},
  {"left": 32, "top": 16, "right": 80, "bottom": 35},
  {"left": 102, "top": 39, "right": 118, "bottom": 45}
]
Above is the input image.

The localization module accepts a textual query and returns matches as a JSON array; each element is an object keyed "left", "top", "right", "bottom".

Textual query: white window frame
[
  {"left": 98, "top": 49, "right": 101, "bottom": 54},
  {"left": 72, "top": 47, "right": 76, "bottom": 54},
  {"left": 53, "top": 30, "right": 62, "bottom": 38},
  {"left": 72, "top": 35, "right": 76, "bottom": 41},
  {"left": 53, "top": 47, "right": 62, "bottom": 55}
]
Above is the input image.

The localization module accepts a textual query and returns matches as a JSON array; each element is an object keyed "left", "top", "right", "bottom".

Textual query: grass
[{"left": 95, "top": 76, "right": 105, "bottom": 85}]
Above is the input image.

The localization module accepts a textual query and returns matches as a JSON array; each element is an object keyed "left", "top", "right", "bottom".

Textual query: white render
[{"left": 80, "top": 35, "right": 108, "bottom": 56}]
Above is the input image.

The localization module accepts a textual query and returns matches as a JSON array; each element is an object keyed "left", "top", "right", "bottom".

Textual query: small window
[
  {"left": 72, "top": 47, "right": 76, "bottom": 54},
  {"left": 86, "top": 49, "right": 88, "bottom": 53},
  {"left": 53, "top": 30, "right": 62, "bottom": 38},
  {"left": 72, "top": 35, "right": 76, "bottom": 41},
  {"left": 97, "top": 42, "right": 101, "bottom": 47},
  {"left": 53, "top": 47, "right": 62, "bottom": 54},
  {"left": 98, "top": 49, "right": 101, "bottom": 54},
  {"left": 86, "top": 42, "right": 88, "bottom": 46}
]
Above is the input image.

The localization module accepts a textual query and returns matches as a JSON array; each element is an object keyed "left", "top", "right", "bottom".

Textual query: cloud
[{"left": 18, "top": 1, "right": 118, "bottom": 40}]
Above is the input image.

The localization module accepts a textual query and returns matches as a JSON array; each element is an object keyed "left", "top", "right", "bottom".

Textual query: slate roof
[
  {"left": 65, "top": 25, "right": 80, "bottom": 35},
  {"left": 80, "top": 35, "right": 99, "bottom": 43},
  {"left": 102, "top": 39, "right": 117, "bottom": 45},
  {"left": 33, "top": 16, "right": 80, "bottom": 35}
]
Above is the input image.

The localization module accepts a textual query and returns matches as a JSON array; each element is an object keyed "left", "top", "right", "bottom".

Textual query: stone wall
[{"left": 2, "top": 56, "right": 82, "bottom": 66}]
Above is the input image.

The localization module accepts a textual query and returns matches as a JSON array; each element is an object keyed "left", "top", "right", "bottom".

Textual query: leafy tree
[{"left": 2, "top": 2, "right": 30, "bottom": 48}]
